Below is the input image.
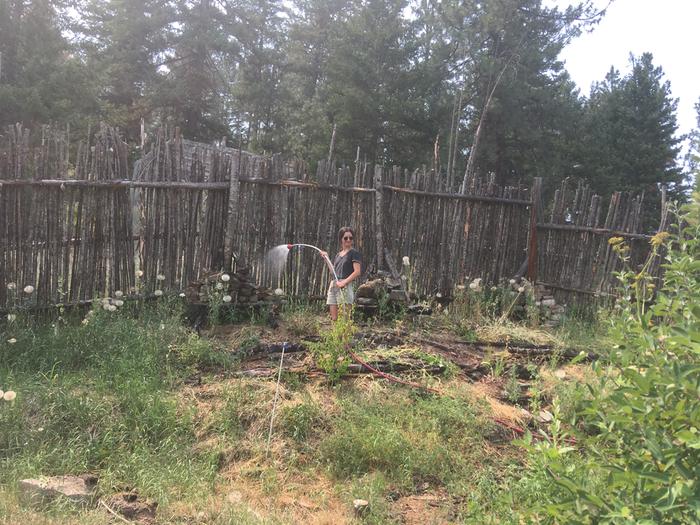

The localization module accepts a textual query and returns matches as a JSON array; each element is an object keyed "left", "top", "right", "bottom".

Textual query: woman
[{"left": 321, "top": 226, "right": 362, "bottom": 321}]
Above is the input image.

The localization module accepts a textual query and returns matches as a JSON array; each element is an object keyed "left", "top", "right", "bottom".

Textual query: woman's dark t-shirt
[{"left": 333, "top": 249, "right": 362, "bottom": 280}]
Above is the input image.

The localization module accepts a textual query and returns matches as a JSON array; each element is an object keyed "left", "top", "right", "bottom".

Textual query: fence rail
[{"left": 0, "top": 124, "right": 667, "bottom": 311}]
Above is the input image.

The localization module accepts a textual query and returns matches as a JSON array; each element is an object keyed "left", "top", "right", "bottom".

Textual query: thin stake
[{"left": 266, "top": 341, "right": 288, "bottom": 456}]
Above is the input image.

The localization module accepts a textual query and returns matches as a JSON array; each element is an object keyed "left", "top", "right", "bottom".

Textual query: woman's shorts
[{"left": 326, "top": 283, "right": 355, "bottom": 305}]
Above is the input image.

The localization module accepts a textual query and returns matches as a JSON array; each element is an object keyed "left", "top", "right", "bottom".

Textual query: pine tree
[
  {"left": 581, "top": 53, "right": 683, "bottom": 229},
  {"left": 0, "top": 0, "right": 98, "bottom": 130},
  {"left": 76, "top": 0, "right": 174, "bottom": 140}
]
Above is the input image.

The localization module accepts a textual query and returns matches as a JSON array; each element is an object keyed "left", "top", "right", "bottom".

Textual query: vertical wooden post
[
  {"left": 527, "top": 177, "right": 542, "bottom": 283},
  {"left": 374, "top": 165, "right": 384, "bottom": 270},
  {"left": 223, "top": 149, "right": 241, "bottom": 271}
]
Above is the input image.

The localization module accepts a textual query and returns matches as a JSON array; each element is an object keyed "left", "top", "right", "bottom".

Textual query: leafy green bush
[
  {"left": 531, "top": 192, "right": 700, "bottom": 523},
  {"left": 309, "top": 313, "right": 355, "bottom": 383}
]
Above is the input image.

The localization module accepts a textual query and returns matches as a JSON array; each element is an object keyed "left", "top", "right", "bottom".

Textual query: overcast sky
[{"left": 547, "top": 0, "right": 699, "bottom": 138}]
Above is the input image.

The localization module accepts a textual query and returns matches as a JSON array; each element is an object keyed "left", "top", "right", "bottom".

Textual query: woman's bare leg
[{"left": 329, "top": 304, "right": 339, "bottom": 321}]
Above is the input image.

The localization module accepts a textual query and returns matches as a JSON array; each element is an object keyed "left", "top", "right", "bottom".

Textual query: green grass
[
  {"left": 319, "top": 386, "right": 494, "bottom": 490},
  {"left": 0, "top": 293, "right": 616, "bottom": 524},
  {"left": 0, "top": 300, "right": 231, "bottom": 508}
]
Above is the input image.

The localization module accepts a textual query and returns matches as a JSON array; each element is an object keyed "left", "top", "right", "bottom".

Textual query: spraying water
[{"left": 266, "top": 243, "right": 340, "bottom": 282}]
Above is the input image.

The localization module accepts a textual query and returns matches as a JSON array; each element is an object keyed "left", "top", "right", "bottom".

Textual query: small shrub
[
  {"left": 529, "top": 193, "right": 700, "bottom": 523},
  {"left": 309, "top": 312, "right": 355, "bottom": 383}
]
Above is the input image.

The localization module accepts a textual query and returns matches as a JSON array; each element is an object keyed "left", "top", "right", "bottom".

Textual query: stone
[
  {"left": 19, "top": 475, "right": 97, "bottom": 505},
  {"left": 541, "top": 298, "right": 556, "bottom": 307},
  {"left": 389, "top": 289, "right": 408, "bottom": 302},
  {"left": 355, "top": 297, "right": 378, "bottom": 307},
  {"left": 353, "top": 498, "right": 370, "bottom": 515},
  {"left": 356, "top": 279, "right": 386, "bottom": 299},
  {"left": 537, "top": 410, "right": 554, "bottom": 424},
  {"left": 554, "top": 369, "right": 567, "bottom": 379}
]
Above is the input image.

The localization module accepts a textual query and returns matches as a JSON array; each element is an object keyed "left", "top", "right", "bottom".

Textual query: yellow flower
[
  {"left": 650, "top": 231, "right": 670, "bottom": 248},
  {"left": 608, "top": 236, "right": 624, "bottom": 246}
]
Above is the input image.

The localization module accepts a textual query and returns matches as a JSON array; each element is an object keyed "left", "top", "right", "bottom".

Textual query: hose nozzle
[{"left": 286, "top": 244, "right": 294, "bottom": 250}]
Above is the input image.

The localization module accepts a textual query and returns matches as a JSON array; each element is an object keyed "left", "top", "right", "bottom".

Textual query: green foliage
[
  {"left": 580, "top": 53, "right": 685, "bottom": 229},
  {"left": 281, "top": 399, "right": 324, "bottom": 442},
  {"left": 308, "top": 312, "right": 355, "bottom": 383},
  {"left": 0, "top": 305, "right": 223, "bottom": 502},
  {"left": 319, "top": 388, "right": 490, "bottom": 490},
  {"left": 529, "top": 192, "right": 700, "bottom": 523}
]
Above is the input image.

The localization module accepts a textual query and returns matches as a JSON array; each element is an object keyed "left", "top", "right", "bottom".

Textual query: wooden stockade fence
[{"left": 0, "top": 124, "right": 668, "bottom": 311}]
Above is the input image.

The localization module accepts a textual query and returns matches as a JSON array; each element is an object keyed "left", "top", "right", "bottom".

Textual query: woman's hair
[{"left": 338, "top": 226, "right": 355, "bottom": 243}]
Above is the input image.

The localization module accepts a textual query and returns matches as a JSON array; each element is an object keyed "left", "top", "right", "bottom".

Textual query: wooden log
[{"left": 374, "top": 166, "right": 384, "bottom": 269}]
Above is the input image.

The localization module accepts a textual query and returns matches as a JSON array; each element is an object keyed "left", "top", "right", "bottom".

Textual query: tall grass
[{"left": 0, "top": 300, "right": 230, "bottom": 505}]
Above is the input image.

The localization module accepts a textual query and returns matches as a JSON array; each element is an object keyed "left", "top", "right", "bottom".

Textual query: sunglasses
[{"left": 343, "top": 236, "right": 353, "bottom": 240}]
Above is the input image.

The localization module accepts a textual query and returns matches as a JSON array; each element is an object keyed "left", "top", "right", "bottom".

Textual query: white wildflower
[
  {"left": 114, "top": 290, "right": 124, "bottom": 298},
  {"left": 101, "top": 297, "right": 111, "bottom": 306},
  {"left": 0, "top": 390, "right": 3, "bottom": 398},
  {"left": 156, "top": 274, "right": 165, "bottom": 281},
  {"left": 81, "top": 318, "right": 89, "bottom": 326},
  {"left": 7, "top": 338, "right": 17, "bottom": 344},
  {"left": 3, "top": 391, "right": 16, "bottom": 401},
  {"left": 179, "top": 292, "right": 186, "bottom": 298},
  {"left": 23, "top": 285, "right": 34, "bottom": 294},
  {"left": 114, "top": 300, "right": 124, "bottom": 307},
  {"left": 103, "top": 303, "right": 111, "bottom": 311},
  {"left": 154, "top": 290, "right": 163, "bottom": 297},
  {"left": 107, "top": 304, "right": 117, "bottom": 312},
  {"left": 456, "top": 284, "right": 466, "bottom": 291},
  {"left": 274, "top": 288, "right": 284, "bottom": 296},
  {"left": 7, "top": 314, "right": 16, "bottom": 322},
  {"left": 160, "top": 323, "right": 165, "bottom": 330},
  {"left": 518, "top": 287, "right": 525, "bottom": 293},
  {"left": 436, "top": 292, "right": 442, "bottom": 298},
  {"left": 136, "top": 270, "right": 144, "bottom": 278},
  {"left": 6, "top": 282, "right": 16, "bottom": 290},
  {"left": 402, "top": 256, "right": 410, "bottom": 267},
  {"left": 509, "top": 279, "right": 516, "bottom": 285},
  {"left": 222, "top": 295, "right": 232, "bottom": 303},
  {"left": 221, "top": 273, "right": 230, "bottom": 282},
  {"left": 491, "top": 286, "right": 497, "bottom": 291},
  {"left": 215, "top": 282, "right": 224, "bottom": 290}
]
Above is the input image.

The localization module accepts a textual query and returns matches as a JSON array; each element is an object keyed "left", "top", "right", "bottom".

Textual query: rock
[
  {"left": 356, "top": 279, "right": 387, "bottom": 299},
  {"left": 541, "top": 298, "right": 556, "bottom": 307},
  {"left": 537, "top": 409, "right": 554, "bottom": 424},
  {"left": 554, "top": 369, "right": 567, "bottom": 379},
  {"left": 355, "top": 297, "right": 378, "bottom": 307},
  {"left": 389, "top": 289, "right": 408, "bottom": 302},
  {"left": 353, "top": 498, "right": 370, "bottom": 515},
  {"left": 19, "top": 475, "right": 97, "bottom": 505}
]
